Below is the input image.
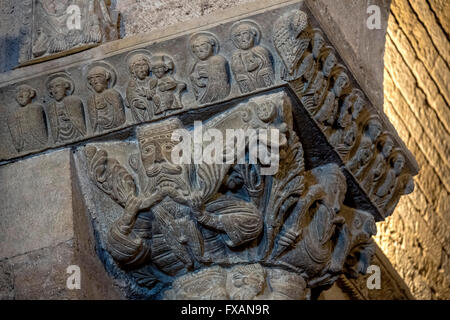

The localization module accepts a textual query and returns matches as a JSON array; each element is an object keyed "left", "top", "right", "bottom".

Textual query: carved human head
[
  {"left": 129, "top": 54, "right": 151, "bottom": 81},
  {"left": 343, "top": 123, "right": 357, "bottom": 147},
  {"left": 47, "top": 77, "right": 72, "bottom": 102},
  {"left": 150, "top": 55, "right": 174, "bottom": 79},
  {"left": 87, "top": 66, "right": 110, "bottom": 93},
  {"left": 358, "top": 138, "right": 373, "bottom": 164},
  {"left": 15, "top": 84, "right": 36, "bottom": 107},
  {"left": 311, "top": 163, "right": 347, "bottom": 214},
  {"left": 137, "top": 118, "right": 183, "bottom": 178},
  {"left": 231, "top": 22, "right": 258, "bottom": 50},
  {"left": 338, "top": 95, "right": 354, "bottom": 128},
  {"left": 191, "top": 34, "right": 216, "bottom": 61},
  {"left": 365, "top": 116, "right": 382, "bottom": 141}
]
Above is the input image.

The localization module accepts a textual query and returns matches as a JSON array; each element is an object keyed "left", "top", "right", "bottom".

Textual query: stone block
[{"left": 0, "top": 149, "right": 73, "bottom": 259}]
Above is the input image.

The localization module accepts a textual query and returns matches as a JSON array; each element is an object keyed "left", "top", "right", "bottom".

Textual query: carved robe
[
  {"left": 126, "top": 78, "right": 152, "bottom": 122},
  {"left": 48, "top": 96, "right": 86, "bottom": 143},
  {"left": 107, "top": 194, "right": 262, "bottom": 276},
  {"left": 7, "top": 104, "right": 48, "bottom": 152},
  {"left": 231, "top": 46, "right": 274, "bottom": 93},
  {"left": 88, "top": 88, "right": 125, "bottom": 133},
  {"left": 362, "top": 152, "right": 388, "bottom": 195},
  {"left": 190, "top": 55, "right": 230, "bottom": 104}
]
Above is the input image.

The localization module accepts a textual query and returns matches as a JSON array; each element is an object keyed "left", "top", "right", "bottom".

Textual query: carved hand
[
  {"left": 278, "top": 228, "right": 301, "bottom": 248},
  {"left": 139, "top": 191, "right": 165, "bottom": 211}
]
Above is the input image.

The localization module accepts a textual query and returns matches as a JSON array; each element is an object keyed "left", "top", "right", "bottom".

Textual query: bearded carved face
[
  {"left": 88, "top": 67, "right": 109, "bottom": 93},
  {"left": 138, "top": 122, "right": 185, "bottom": 192},
  {"left": 323, "top": 53, "right": 336, "bottom": 76},
  {"left": 312, "top": 164, "right": 347, "bottom": 214}
]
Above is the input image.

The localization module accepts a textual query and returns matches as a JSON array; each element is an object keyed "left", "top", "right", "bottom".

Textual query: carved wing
[{"left": 84, "top": 145, "right": 137, "bottom": 207}]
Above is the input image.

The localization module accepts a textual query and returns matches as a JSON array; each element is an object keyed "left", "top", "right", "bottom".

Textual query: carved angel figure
[
  {"left": 46, "top": 74, "right": 87, "bottom": 143},
  {"left": 189, "top": 33, "right": 230, "bottom": 104},
  {"left": 126, "top": 51, "right": 153, "bottom": 122},
  {"left": 230, "top": 21, "right": 274, "bottom": 93},
  {"left": 7, "top": 85, "right": 48, "bottom": 152}
]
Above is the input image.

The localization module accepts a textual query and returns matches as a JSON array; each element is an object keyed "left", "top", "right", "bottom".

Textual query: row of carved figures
[
  {"left": 5, "top": 19, "right": 277, "bottom": 154},
  {"left": 273, "top": 9, "right": 414, "bottom": 217}
]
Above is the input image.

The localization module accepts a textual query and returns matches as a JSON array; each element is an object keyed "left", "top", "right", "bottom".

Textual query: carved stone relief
[
  {"left": 274, "top": 8, "right": 416, "bottom": 218},
  {"left": 126, "top": 50, "right": 153, "bottom": 123},
  {"left": 0, "top": 1, "right": 419, "bottom": 299},
  {"left": 6, "top": 85, "right": 48, "bottom": 152},
  {"left": 86, "top": 62, "right": 125, "bottom": 134},
  {"left": 31, "top": 0, "right": 119, "bottom": 61},
  {"left": 73, "top": 91, "right": 378, "bottom": 299},
  {"left": 189, "top": 32, "right": 230, "bottom": 104},
  {"left": 147, "top": 55, "right": 186, "bottom": 116},
  {"left": 230, "top": 20, "right": 275, "bottom": 93},
  {"left": 46, "top": 73, "right": 87, "bottom": 143}
]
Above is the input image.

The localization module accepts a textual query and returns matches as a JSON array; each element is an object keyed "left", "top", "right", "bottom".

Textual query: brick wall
[{"left": 375, "top": 0, "right": 450, "bottom": 299}]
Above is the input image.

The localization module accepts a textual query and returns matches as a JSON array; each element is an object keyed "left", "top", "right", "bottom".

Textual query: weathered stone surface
[
  {"left": 7, "top": 240, "right": 78, "bottom": 300},
  {"left": 0, "top": 149, "right": 73, "bottom": 259},
  {"left": 0, "top": 0, "right": 432, "bottom": 300}
]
